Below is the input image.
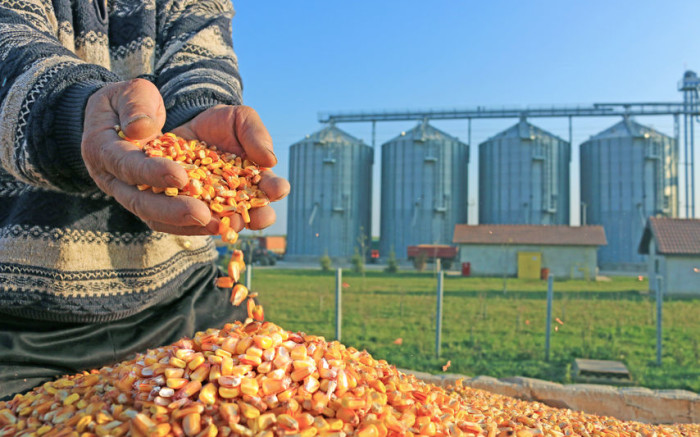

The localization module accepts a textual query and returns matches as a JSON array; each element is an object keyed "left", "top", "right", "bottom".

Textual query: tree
[{"left": 354, "top": 226, "right": 368, "bottom": 276}]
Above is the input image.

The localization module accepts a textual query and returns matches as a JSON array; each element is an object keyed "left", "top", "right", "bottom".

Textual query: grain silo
[
  {"left": 479, "top": 119, "right": 570, "bottom": 225},
  {"left": 286, "top": 125, "right": 373, "bottom": 259},
  {"left": 380, "top": 121, "right": 469, "bottom": 260},
  {"left": 580, "top": 118, "right": 678, "bottom": 270}
]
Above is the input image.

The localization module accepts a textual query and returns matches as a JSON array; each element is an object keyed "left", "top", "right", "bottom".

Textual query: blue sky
[{"left": 231, "top": 1, "right": 700, "bottom": 236}]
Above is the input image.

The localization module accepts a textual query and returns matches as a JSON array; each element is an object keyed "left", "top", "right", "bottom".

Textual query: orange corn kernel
[
  {"left": 230, "top": 284, "right": 248, "bottom": 307},
  {"left": 216, "top": 277, "right": 234, "bottom": 288}
]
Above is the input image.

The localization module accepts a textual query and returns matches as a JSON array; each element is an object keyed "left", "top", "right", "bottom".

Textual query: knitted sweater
[{"left": 0, "top": 0, "right": 243, "bottom": 323}]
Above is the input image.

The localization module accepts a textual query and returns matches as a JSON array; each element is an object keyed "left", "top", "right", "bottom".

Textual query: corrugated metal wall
[
  {"left": 479, "top": 120, "right": 570, "bottom": 225},
  {"left": 286, "top": 125, "right": 373, "bottom": 258},
  {"left": 379, "top": 121, "right": 469, "bottom": 259},
  {"left": 580, "top": 118, "right": 678, "bottom": 269}
]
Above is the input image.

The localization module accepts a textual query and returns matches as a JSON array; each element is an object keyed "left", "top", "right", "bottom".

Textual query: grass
[{"left": 246, "top": 268, "right": 700, "bottom": 393}]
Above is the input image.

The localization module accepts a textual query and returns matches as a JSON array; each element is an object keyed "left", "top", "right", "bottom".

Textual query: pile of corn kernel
[
  {"left": 1, "top": 320, "right": 697, "bottom": 437},
  {"left": 116, "top": 128, "right": 267, "bottom": 319}
]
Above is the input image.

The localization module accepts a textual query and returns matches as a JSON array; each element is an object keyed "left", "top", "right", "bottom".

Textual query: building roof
[
  {"left": 453, "top": 224, "right": 607, "bottom": 246},
  {"left": 638, "top": 217, "right": 700, "bottom": 256}
]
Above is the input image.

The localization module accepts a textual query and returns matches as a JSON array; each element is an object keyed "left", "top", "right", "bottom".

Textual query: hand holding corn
[
  {"left": 81, "top": 79, "right": 289, "bottom": 235},
  {"left": 171, "top": 104, "right": 289, "bottom": 233}
]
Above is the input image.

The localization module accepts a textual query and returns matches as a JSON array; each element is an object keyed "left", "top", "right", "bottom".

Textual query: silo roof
[
  {"left": 483, "top": 119, "right": 567, "bottom": 143},
  {"left": 294, "top": 124, "right": 364, "bottom": 146},
  {"left": 586, "top": 118, "right": 672, "bottom": 141},
  {"left": 385, "top": 121, "right": 463, "bottom": 144}
]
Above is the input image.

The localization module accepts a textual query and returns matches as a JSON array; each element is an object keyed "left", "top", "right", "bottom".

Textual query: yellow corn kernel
[
  {"left": 169, "top": 357, "right": 186, "bottom": 368},
  {"left": 188, "top": 354, "right": 206, "bottom": 370},
  {"left": 182, "top": 413, "right": 201, "bottom": 437},
  {"left": 199, "top": 383, "right": 217, "bottom": 405},
  {"left": 238, "top": 402, "right": 260, "bottom": 420},
  {"left": 238, "top": 378, "right": 258, "bottom": 397},
  {"left": 63, "top": 393, "right": 80, "bottom": 406},
  {"left": 255, "top": 413, "right": 276, "bottom": 431}
]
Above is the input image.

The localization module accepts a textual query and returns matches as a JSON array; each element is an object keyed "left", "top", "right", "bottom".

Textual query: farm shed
[
  {"left": 638, "top": 217, "right": 700, "bottom": 296},
  {"left": 453, "top": 224, "right": 606, "bottom": 279}
]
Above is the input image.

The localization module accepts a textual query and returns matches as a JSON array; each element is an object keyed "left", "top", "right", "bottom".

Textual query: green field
[{"left": 247, "top": 268, "right": 700, "bottom": 393}]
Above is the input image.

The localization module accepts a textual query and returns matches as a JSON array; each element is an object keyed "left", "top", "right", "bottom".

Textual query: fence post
[
  {"left": 656, "top": 276, "right": 663, "bottom": 366},
  {"left": 545, "top": 274, "right": 554, "bottom": 361},
  {"left": 335, "top": 268, "right": 342, "bottom": 341},
  {"left": 435, "top": 269, "right": 444, "bottom": 358},
  {"left": 245, "top": 263, "right": 252, "bottom": 290}
]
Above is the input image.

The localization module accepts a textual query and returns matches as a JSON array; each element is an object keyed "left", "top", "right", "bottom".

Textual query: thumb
[{"left": 114, "top": 78, "right": 166, "bottom": 140}]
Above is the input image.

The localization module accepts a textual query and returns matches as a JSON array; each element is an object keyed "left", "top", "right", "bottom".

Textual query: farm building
[
  {"left": 638, "top": 217, "right": 700, "bottom": 296},
  {"left": 453, "top": 224, "right": 606, "bottom": 279}
]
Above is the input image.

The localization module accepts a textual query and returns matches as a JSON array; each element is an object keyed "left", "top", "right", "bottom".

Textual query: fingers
[
  {"left": 235, "top": 169, "right": 287, "bottom": 231},
  {"left": 231, "top": 106, "right": 276, "bottom": 167},
  {"left": 113, "top": 78, "right": 166, "bottom": 141},
  {"left": 258, "top": 169, "right": 290, "bottom": 202},
  {"left": 101, "top": 175, "right": 215, "bottom": 231},
  {"left": 247, "top": 206, "right": 276, "bottom": 230},
  {"left": 85, "top": 124, "right": 189, "bottom": 189},
  {"left": 225, "top": 214, "right": 246, "bottom": 233},
  {"left": 188, "top": 105, "right": 277, "bottom": 168}
]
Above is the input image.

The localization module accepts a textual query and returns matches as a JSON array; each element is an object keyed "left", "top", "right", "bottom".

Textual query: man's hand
[
  {"left": 82, "top": 79, "right": 218, "bottom": 235},
  {"left": 172, "top": 105, "right": 290, "bottom": 233}
]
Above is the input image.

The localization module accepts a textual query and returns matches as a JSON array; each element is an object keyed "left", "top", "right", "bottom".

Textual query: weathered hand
[
  {"left": 172, "top": 105, "right": 290, "bottom": 232},
  {"left": 82, "top": 79, "right": 218, "bottom": 235}
]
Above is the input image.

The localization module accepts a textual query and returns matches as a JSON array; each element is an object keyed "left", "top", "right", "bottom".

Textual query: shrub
[
  {"left": 385, "top": 250, "right": 399, "bottom": 273},
  {"left": 320, "top": 252, "right": 332, "bottom": 272},
  {"left": 351, "top": 249, "right": 365, "bottom": 274}
]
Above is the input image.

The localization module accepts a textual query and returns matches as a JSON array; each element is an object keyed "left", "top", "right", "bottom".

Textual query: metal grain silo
[
  {"left": 380, "top": 121, "right": 469, "bottom": 260},
  {"left": 479, "top": 119, "right": 570, "bottom": 225},
  {"left": 286, "top": 125, "right": 373, "bottom": 260},
  {"left": 580, "top": 118, "right": 678, "bottom": 270}
]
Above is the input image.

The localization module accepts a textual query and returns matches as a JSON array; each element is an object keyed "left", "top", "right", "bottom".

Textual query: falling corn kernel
[
  {"left": 216, "top": 277, "right": 234, "bottom": 288},
  {"left": 230, "top": 284, "right": 248, "bottom": 306}
]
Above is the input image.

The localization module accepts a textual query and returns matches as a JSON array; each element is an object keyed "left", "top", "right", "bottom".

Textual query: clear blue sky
[{"left": 230, "top": 1, "right": 700, "bottom": 236}]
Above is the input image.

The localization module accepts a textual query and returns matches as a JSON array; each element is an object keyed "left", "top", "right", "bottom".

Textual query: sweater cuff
[
  {"left": 53, "top": 80, "right": 107, "bottom": 187},
  {"left": 164, "top": 97, "right": 227, "bottom": 133}
]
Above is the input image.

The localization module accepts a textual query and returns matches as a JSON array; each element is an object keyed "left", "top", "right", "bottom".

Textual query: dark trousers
[{"left": 0, "top": 263, "right": 248, "bottom": 400}]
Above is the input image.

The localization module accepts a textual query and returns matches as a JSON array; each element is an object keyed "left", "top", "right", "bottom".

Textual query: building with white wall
[
  {"left": 453, "top": 224, "right": 606, "bottom": 280},
  {"left": 638, "top": 218, "right": 700, "bottom": 296}
]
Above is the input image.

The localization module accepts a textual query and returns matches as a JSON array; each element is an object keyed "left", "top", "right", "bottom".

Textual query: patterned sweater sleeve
[
  {"left": 156, "top": 0, "right": 243, "bottom": 132},
  {"left": 0, "top": 1, "right": 119, "bottom": 193}
]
